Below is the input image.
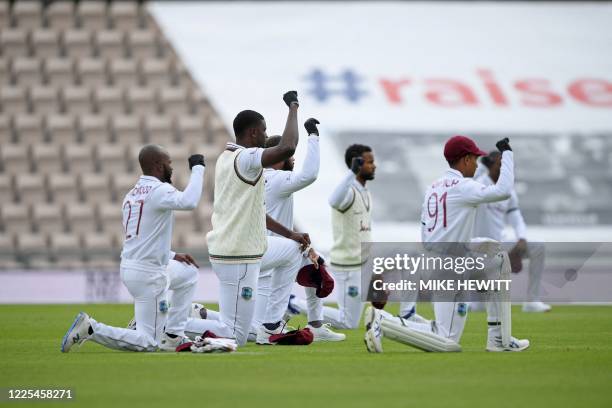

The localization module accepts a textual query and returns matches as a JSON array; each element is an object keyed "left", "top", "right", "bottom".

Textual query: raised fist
[
  {"left": 283, "top": 91, "right": 299, "bottom": 107},
  {"left": 496, "top": 138, "right": 512, "bottom": 152},
  {"left": 304, "top": 118, "right": 320, "bottom": 136},
  {"left": 188, "top": 154, "right": 205, "bottom": 169}
]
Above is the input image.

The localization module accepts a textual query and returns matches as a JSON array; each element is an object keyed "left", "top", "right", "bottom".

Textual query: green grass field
[{"left": 1, "top": 304, "right": 611, "bottom": 408}]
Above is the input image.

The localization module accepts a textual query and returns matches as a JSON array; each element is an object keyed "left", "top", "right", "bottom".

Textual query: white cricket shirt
[
  {"left": 120, "top": 165, "right": 205, "bottom": 268},
  {"left": 265, "top": 135, "right": 320, "bottom": 234},
  {"left": 420, "top": 151, "right": 515, "bottom": 243}
]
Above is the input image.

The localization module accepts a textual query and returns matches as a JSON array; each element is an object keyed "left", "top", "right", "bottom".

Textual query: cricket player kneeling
[{"left": 365, "top": 136, "right": 531, "bottom": 353}]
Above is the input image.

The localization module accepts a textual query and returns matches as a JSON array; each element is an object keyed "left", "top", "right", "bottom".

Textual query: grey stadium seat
[
  {"left": 79, "top": 114, "right": 109, "bottom": 144},
  {"left": 77, "top": 58, "right": 108, "bottom": 87},
  {"left": 31, "top": 29, "right": 60, "bottom": 59},
  {"left": 109, "top": 2, "right": 141, "bottom": 31},
  {"left": 127, "top": 31, "right": 158, "bottom": 59},
  {"left": 11, "top": 1, "right": 43, "bottom": 30},
  {"left": 80, "top": 173, "right": 111, "bottom": 204},
  {"left": 48, "top": 173, "right": 79, "bottom": 205},
  {"left": 66, "top": 203, "right": 97, "bottom": 234},
  {"left": 0, "top": 29, "right": 29, "bottom": 58},
  {"left": 126, "top": 87, "right": 157, "bottom": 115},
  {"left": 109, "top": 58, "right": 138, "bottom": 87},
  {"left": 50, "top": 233, "right": 84, "bottom": 269},
  {"left": 94, "top": 87, "right": 125, "bottom": 115},
  {"left": 62, "top": 144, "right": 95, "bottom": 174},
  {"left": 62, "top": 29, "right": 92, "bottom": 59},
  {"left": 45, "top": 1, "right": 76, "bottom": 30},
  {"left": 111, "top": 115, "right": 141, "bottom": 145},
  {"left": 77, "top": 1, "right": 108, "bottom": 31},
  {"left": 46, "top": 114, "right": 76, "bottom": 145},
  {"left": 44, "top": 58, "right": 74, "bottom": 87},
  {"left": 1, "top": 203, "right": 31, "bottom": 235},
  {"left": 32, "top": 202, "right": 65, "bottom": 234},
  {"left": 31, "top": 143, "right": 63, "bottom": 173},
  {"left": 1, "top": 144, "right": 30, "bottom": 175},
  {"left": 96, "top": 144, "right": 127, "bottom": 174},
  {"left": 1, "top": 87, "right": 28, "bottom": 114},
  {"left": 95, "top": 30, "right": 125, "bottom": 59},
  {"left": 60, "top": 86, "right": 92, "bottom": 115},
  {"left": 12, "top": 58, "right": 41, "bottom": 86},
  {"left": 15, "top": 173, "right": 47, "bottom": 203},
  {"left": 30, "top": 86, "right": 59, "bottom": 115},
  {"left": 13, "top": 114, "right": 43, "bottom": 146},
  {"left": 144, "top": 115, "right": 174, "bottom": 146}
]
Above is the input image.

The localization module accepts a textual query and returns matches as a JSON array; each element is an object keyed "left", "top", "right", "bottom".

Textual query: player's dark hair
[
  {"left": 264, "top": 135, "right": 282, "bottom": 148},
  {"left": 344, "top": 144, "right": 372, "bottom": 168},
  {"left": 233, "top": 110, "right": 264, "bottom": 138},
  {"left": 481, "top": 151, "right": 501, "bottom": 168}
]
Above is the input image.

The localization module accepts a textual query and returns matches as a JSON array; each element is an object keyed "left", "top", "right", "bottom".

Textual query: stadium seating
[{"left": 0, "top": 0, "right": 227, "bottom": 270}]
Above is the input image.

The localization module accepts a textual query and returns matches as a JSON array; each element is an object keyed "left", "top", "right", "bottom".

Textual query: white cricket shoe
[
  {"left": 61, "top": 312, "right": 91, "bottom": 353},
  {"left": 255, "top": 322, "right": 293, "bottom": 345},
  {"left": 159, "top": 333, "right": 191, "bottom": 352},
  {"left": 522, "top": 301, "right": 551, "bottom": 313},
  {"left": 486, "top": 335, "right": 530, "bottom": 352},
  {"left": 191, "top": 303, "right": 206, "bottom": 319},
  {"left": 307, "top": 323, "right": 346, "bottom": 342},
  {"left": 363, "top": 306, "right": 383, "bottom": 353}
]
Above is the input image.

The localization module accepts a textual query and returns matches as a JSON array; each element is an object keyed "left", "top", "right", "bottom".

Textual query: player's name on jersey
[{"left": 372, "top": 279, "right": 511, "bottom": 292}]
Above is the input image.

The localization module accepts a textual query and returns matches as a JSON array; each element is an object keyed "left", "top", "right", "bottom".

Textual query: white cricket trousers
[
  {"left": 254, "top": 249, "right": 323, "bottom": 331},
  {"left": 321, "top": 267, "right": 364, "bottom": 329},
  {"left": 89, "top": 260, "right": 168, "bottom": 352},
  {"left": 184, "top": 262, "right": 260, "bottom": 346},
  {"left": 165, "top": 260, "right": 199, "bottom": 336},
  {"left": 252, "top": 236, "right": 304, "bottom": 330}
]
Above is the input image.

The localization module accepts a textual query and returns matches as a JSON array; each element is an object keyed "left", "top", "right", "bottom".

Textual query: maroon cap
[{"left": 444, "top": 135, "right": 487, "bottom": 163}]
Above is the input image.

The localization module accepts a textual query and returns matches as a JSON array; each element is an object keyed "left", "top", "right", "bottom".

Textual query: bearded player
[
  {"left": 364, "top": 136, "right": 530, "bottom": 352},
  {"left": 61, "top": 145, "right": 205, "bottom": 352},
  {"left": 317, "top": 144, "right": 375, "bottom": 329}
]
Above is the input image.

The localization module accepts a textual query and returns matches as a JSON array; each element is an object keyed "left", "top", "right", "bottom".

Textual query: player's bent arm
[
  {"left": 329, "top": 171, "right": 356, "bottom": 211},
  {"left": 261, "top": 104, "right": 299, "bottom": 167},
  {"left": 278, "top": 135, "right": 320, "bottom": 196},
  {"left": 155, "top": 165, "right": 205, "bottom": 210},
  {"left": 266, "top": 214, "right": 294, "bottom": 238},
  {"left": 266, "top": 214, "right": 310, "bottom": 248},
  {"left": 462, "top": 151, "right": 514, "bottom": 205}
]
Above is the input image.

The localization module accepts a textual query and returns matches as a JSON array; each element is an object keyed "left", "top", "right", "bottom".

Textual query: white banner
[{"left": 152, "top": 2, "right": 612, "bottom": 248}]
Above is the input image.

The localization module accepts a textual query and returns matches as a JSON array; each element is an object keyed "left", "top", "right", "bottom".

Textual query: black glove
[
  {"left": 351, "top": 157, "right": 364, "bottom": 175},
  {"left": 496, "top": 138, "right": 512, "bottom": 152},
  {"left": 304, "top": 118, "right": 320, "bottom": 136},
  {"left": 188, "top": 154, "right": 205, "bottom": 169},
  {"left": 283, "top": 91, "right": 299, "bottom": 107}
]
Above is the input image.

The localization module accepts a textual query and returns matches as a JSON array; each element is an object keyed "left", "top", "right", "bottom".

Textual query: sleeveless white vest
[
  {"left": 207, "top": 148, "right": 267, "bottom": 263},
  {"left": 330, "top": 185, "right": 372, "bottom": 269}
]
